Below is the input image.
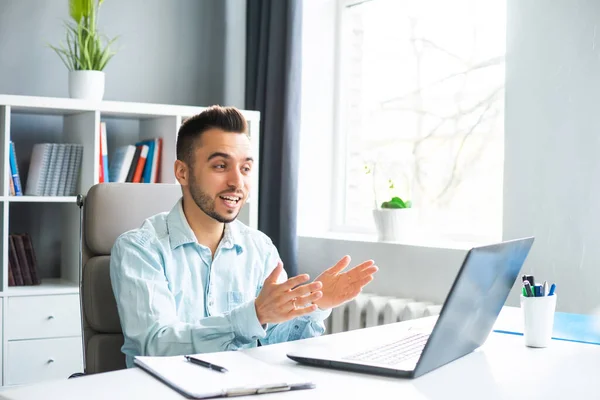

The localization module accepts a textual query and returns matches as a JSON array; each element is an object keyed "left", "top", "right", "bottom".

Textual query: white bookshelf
[{"left": 0, "top": 94, "right": 261, "bottom": 387}]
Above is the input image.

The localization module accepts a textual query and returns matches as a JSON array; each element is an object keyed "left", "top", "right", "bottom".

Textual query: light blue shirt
[{"left": 110, "top": 199, "right": 331, "bottom": 367}]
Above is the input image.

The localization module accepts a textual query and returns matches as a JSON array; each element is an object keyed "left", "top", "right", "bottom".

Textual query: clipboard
[{"left": 134, "top": 351, "right": 315, "bottom": 398}]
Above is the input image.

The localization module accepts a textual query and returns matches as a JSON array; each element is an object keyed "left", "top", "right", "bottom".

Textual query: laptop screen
[{"left": 413, "top": 237, "right": 534, "bottom": 378}]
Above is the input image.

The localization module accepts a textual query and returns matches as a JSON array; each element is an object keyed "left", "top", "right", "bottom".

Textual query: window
[{"left": 333, "top": 0, "right": 506, "bottom": 242}]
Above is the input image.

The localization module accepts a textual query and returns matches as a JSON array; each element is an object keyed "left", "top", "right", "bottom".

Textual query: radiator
[{"left": 327, "top": 293, "right": 443, "bottom": 334}]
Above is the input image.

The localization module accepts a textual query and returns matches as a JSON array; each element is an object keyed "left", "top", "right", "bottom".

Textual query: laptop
[{"left": 287, "top": 237, "right": 535, "bottom": 378}]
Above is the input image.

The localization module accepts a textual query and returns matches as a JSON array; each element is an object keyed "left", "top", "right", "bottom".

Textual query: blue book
[{"left": 8, "top": 141, "right": 22, "bottom": 196}]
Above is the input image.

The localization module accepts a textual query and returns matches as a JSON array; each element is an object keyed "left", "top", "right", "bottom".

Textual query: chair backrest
[{"left": 82, "top": 183, "right": 182, "bottom": 374}]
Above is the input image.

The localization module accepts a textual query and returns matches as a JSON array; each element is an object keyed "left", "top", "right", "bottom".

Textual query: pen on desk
[
  {"left": 548, "top": 283, "right": 556, "bottom": 296},
  {"left": 523, "top": 281, "right": 534, "bottom": 297},
  {"left": 184, "top": 355, "right": 229, "bottom": 373}
]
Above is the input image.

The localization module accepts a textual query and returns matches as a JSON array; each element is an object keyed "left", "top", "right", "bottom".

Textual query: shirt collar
[{"left": 166, "top": 198, "right": 244, "bottom": 253}]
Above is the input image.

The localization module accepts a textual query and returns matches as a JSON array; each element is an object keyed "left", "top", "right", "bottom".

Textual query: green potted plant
[
  {"left": 365, "top": 164, "right": 418, "bottom": 242},
  {"left": 49, "top": 0, "right": 118, "bottom": 100}
]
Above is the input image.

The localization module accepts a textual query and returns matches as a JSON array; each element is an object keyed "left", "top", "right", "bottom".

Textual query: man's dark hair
[{"left": 176, "top": 105, "right": 248, "bottom": 166}]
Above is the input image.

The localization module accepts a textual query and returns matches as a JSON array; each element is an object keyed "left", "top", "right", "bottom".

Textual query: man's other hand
[
  {"left": 313, "top": 256, "right": 378, "bottom": 310},
  {"left": 255, "top": 262, "right": 323, "bottom": 325}
]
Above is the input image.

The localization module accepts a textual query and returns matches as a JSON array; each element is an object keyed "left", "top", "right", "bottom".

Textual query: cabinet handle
[
  {"left": 48, "top": 315, "right": 55, "bottom": 320},
  {"left": 47, "top": 359, "right": 54, "bottom": 364}
]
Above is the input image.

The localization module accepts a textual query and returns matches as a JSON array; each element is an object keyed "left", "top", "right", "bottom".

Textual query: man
[{"left": 110, "top": 105, "right": 378, "bottom": 367}]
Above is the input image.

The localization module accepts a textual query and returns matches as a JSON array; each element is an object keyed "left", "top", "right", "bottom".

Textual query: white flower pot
[
  {"left": 372, "top": 208, "right": 418, "bottom": 242},
  {"left": 68, "top": 70, "right": 105, "bottom": 101}
]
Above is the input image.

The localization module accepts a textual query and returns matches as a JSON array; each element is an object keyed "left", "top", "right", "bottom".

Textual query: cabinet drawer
[
  {"left": 6, "top": 337, "right": 83, "bottom": 386},
  {"left": 7, "top": 295, "right": 81, "bottom": 340}
]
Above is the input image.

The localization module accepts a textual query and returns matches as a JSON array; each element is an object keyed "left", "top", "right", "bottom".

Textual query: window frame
[
  {"left": 328, "top": 0, "right": 505, "bottom": 243},
  {"left": 330, "top": 0, "right": 377, "bottom": 235}
]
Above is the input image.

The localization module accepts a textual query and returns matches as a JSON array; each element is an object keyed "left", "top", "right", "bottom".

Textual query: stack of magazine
[{"left": 24, "top": 143, "right": 84, "bottom": 196}]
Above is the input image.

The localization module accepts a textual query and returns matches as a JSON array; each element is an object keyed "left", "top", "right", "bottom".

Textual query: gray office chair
[{"left": 79, "top": 183, "right": 182, "bottom": 374}]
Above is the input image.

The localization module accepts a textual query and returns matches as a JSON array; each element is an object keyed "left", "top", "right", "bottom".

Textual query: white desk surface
[{"left": 1, "top": 309, "right": 599, "bottom": 400}]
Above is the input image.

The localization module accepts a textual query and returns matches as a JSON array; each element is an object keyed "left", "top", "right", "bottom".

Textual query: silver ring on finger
[{"left": 292, "top": 297, "right": 297, "bottom": 310}]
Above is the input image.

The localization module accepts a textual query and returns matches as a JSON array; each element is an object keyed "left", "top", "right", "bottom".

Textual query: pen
[
  {"left": 184, "top": 355, "right": 229, "bottom": 373},
  {"left": 523, "top": 281, "right": 534, "bottom": 297},
  {"left": 525, "top": 275, "right": 535, "bottom": 287},
  {"left": 548, "top": 283, "right": 556, "bottom": 296},
  {"left": 542, "top": 281, "right": 548, "bottom": 296}
]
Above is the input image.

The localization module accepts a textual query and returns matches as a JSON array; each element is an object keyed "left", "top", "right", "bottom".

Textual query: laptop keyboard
[{"left": 343, "top": 332, "right": 429, "bottom": 366}]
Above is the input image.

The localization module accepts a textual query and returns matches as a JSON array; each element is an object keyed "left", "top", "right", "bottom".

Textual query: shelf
[
  {"left": 0, "top": 94, "right": 96, "bottom": 115},
  {"left": 0, "top": 94, "right": 261, "bottom": 121},
  {"left": 4, "top": 278, "right": 79, "bottom": 296},
  {"left": 4, "top": 196, "right": 78, "bottom": 203}
]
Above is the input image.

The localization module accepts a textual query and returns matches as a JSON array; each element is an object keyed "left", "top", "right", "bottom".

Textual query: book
[
  {"left": 57, "top": 144, "right": 73, "bottom": 196},
  {"left": 100, "top": 122, "right": 109, "bottom": 183},
  {"left": 8, "top": 141, "right": 23, "bottom": 196},
  {"left": 153, "top": 138, "right": 162, "bottom": 183},
  {"left": 8, "top": 235, "right": 23, "bottom": 286},
  {"left": 9, "top": 172, "right": 15, "bottom": 196},
  {"left": 67, "top": 145, "right": 83, "bottom": 195},
  {"left": 134, "top": 351, "right": 315, "bottom": 399},
  {"left": 21, "top": 233, "right": 40, "bottom": 285},
  {"left": 132, "top": 144, "right": 149, "bottom": 183},
  {"left": 11, "top": 234, "right": 32, "bottom": 285},
  {"left": 62, "top": 144, "right": 75, "bottom": 196},
  {"left": 108, "top": 145, "right": 136, "bottom": 183},
  {"left": 42, "top": 144, "right": 58, "bottom": 196},
  {"left": 25, "top": 143, "right": 53, "bottom": 196},
  {"left": 135, "top": 139, "right": 155, "bottom": 183},
  {"left": 48, "top": 144, "right": 66, "bottom": 196},
  {"left": 132, "top": 138, "right": 163, "bottom": 183},
  {"left": 125, "top": 145, "right": 142, "bottom": 183},
  {"left": 7, "top": 259, "right": 15, "bottom": 286}
]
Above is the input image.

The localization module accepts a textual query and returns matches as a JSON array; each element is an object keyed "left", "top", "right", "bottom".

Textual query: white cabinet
[
  {"left": 6, "top": 295, "right": 80, "bottom": 340},
  {"left": 6, "top": 337, "right": 82, "bottom": 386},
  {"left": 0, "top": 94, "right": 261, "bottom": 387}
]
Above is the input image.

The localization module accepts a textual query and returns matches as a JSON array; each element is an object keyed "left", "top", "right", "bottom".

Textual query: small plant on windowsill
[
  {"left": 381, "top": 196, "right": 412, "bottom": 209},
  {"left": 365, "top": 164, "right": 418, "bottom": 242}
]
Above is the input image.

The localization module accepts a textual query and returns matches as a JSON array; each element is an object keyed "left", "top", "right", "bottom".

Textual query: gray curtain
[{"left": 245, "top": 0, "right": 302, "bottom": 277}]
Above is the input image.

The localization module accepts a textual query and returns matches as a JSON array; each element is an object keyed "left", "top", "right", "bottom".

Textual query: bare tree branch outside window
[{"left": 338, "top": 0, "right": 506, "bottom": 240}]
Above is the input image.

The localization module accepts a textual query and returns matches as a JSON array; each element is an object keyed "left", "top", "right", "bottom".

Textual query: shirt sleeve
[
  {"left": 110, "top": 230, "right": 267, "bottom": 362},
  {"left": 257, "top": 240, "right": 332, "bottom": 346}
]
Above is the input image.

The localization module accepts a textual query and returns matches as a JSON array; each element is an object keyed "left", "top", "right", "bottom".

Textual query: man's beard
[{"left": 189, "top": 177, "right": 241, "bottom": 224}]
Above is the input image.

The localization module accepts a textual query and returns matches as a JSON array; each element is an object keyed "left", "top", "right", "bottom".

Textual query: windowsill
[{"left": 298, "top": 230, "right": 493, "bottom": 251}]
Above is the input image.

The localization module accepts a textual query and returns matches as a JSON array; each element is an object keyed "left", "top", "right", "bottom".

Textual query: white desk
[{"left": 1, "top": 312, "right": 599, "bottom": 400}]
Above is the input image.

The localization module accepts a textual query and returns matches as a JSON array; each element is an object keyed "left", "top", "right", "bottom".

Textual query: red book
[{"left": 132, "top": 145, "right": 149, "bottom": 183}]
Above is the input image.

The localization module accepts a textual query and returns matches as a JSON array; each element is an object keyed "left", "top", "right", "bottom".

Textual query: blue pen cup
[{"left": 520, "top": 294, "right": 557, "bottom": 348}]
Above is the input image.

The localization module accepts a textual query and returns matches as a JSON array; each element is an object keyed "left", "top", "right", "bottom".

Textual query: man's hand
[
  {"left": 312, "top": 256, "right": 378, "bottom": 310},
  {"left": 255, "top": 262, "right": 324, "bottom": 325}
]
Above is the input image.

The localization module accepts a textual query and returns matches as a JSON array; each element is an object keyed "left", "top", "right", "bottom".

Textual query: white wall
[
  {"left": 0, "top": 0, "right": 247, "bottom": 107},
  {"left": 299, "top": 0, "right": 600, "bottom": 314},
  {"left": 299, "top": 236, "right": 466, "bottom": 306},
  {"left": 503, "top": 0, "right": 600, "bottom": 314}
]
